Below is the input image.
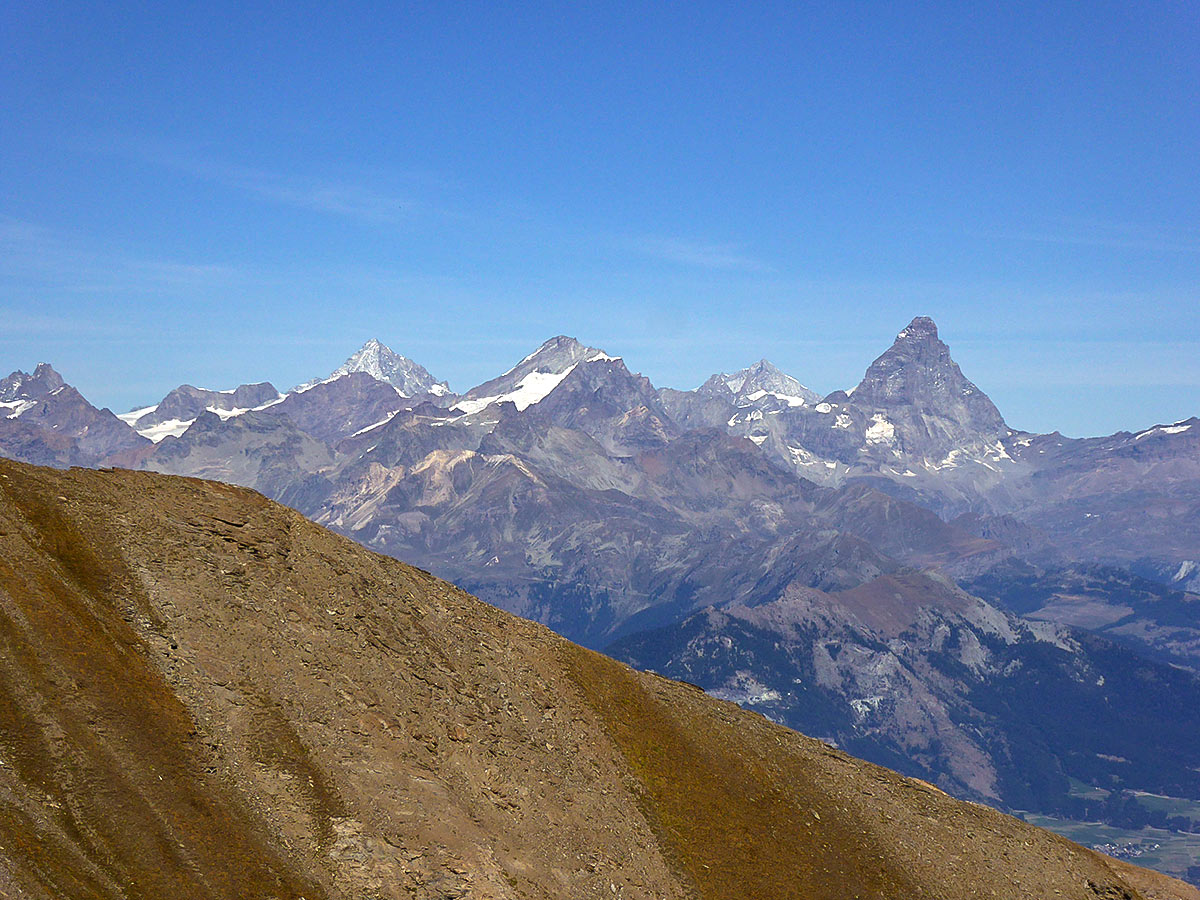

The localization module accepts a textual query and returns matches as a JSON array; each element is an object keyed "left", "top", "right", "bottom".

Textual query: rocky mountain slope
[
  {"left": 962, "top": 560, "right": 1200, "bottom": 668},
  {"left": 309, "top": 337, "right": 451, "bottom": 398},
  {"left": 0, "top": 458, "right": 1195, "bottom": 900},
  {"left": 0, "top": 363, "right": 149, "bottom": 466},
  {"left": 118, "top": 381, "right": 284, "bottom": 441},
  {"left": 609, "top": 570, "right": 1200, "bottom": 814},
  {"left": 3, "top": 320, "right": 1199, "bottom": 859}
]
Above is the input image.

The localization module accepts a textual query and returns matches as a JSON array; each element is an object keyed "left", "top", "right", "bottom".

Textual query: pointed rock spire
[
  {"left": 1, "top": 363, "right": 66, "bottom": 402},
  {"left": 322, "top": 339, "right": 449, "bottom": 397},
  {"left": 847, "top": 316, "right": 1007, "bottom": 445}
]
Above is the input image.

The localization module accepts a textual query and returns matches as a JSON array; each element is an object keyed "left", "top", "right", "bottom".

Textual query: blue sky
[{"left": 2, "top": 2, "right": 1197, "bottom": 436}]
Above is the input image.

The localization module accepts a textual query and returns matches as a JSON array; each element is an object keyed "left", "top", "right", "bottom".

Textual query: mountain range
[
  {"left": 5, "top": 316, "right": 1200, "bottom": 879},
  {"left": 5, "top": 459, "right": 1196, "bottom": 899}
]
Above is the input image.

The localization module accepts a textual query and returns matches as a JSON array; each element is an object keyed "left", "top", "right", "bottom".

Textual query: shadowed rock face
[
  {"left": 851, "top": 317, "right": 1008, "bottom": 445},
  {"left": 130, "top": 381, "right": 282, "bottom": 429},
  {"left": 262, "top": 372, "right": 409, "bottom": 443},
  {"left": 0, "top": 459, "right": 1194, "bottom": 900},
  {"left": 0, "top": 364, "right": 149, "bottom": 466}
]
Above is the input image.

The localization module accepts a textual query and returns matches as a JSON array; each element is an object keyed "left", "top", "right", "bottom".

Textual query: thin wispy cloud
[
  {"left": 631, "top": 236, "right": 773, "bottom": 272},
  {"left": 986, "top": 218, "right": 1200, "bottom": 255},
  {"left": 118, "top": 142, "right": 417, "bottom": 224},
  {"left": 0, "top": 214, "right": 243, "bottom": 295},
  {"left": 210, "top": 164, "right": 413, "bottom": 222}
]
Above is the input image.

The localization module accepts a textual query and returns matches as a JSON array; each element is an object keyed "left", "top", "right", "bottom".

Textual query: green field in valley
[{"left": 1020, "top": 812, "right": 1200, "bottom": 886}]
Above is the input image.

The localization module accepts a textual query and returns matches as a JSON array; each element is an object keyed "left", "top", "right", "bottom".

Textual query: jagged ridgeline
[
  {"left": 4, "top": 320, "right": 1200, "bottom": 879},
  {"left": 0, "top": 460, "right": 1195, "bottom": 900}
]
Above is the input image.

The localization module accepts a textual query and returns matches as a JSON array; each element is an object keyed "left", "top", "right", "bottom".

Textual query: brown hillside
[{"left": 0, "top": 458, "right": 1194, "bottom": 900}]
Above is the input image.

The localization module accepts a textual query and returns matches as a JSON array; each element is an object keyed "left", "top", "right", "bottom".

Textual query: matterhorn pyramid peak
[
  {"left": 850, "top": 316, "right": 1006, "bottom": 436},
  {"left": 894, "top": 316, "right": 940, "bottom": 343}
]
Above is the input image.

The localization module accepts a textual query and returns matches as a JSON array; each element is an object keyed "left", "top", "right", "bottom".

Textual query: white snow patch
[
  {"left": 295, "top": 374, "right": 345, "bottom": 393},
  {"left": 210, "top": 407, "right": 251, "bottom": 420},
  {"left": 988, "top": 441, "right": 1013, "bottom": 462},
  {"left": 1, "top": 399, "right": 37, "bottom": 418},
  {"left": 453, "top": 365, "right": 576, "bottom": 415},
  {"left": 1135, "top": 423, "right": 1193, "bottom": 440},
  {"left": 253, "top": 394, "right": 287, "bottom": 411},
  {"left": 788, "top": 445, "right": 817, "bottom": 466},
  {"left": 864, "top": 414, "right": 896, "bottom": 445},
  {"left": 850, "top": 696, "right": 884, "bottom": 719},
  {"left": 428, "top": 383, "right": 450, "bottom": 397},
  {"left": 788, "top": 445, "right": 838, "bottom": 472},
  {"left": 709, "top": 673, "right": 781, "bottom": 706},
  {"left": 815, "top": 402, "right": 833, "bottom": 414},
  {"left": 748, "top": 434, "right": 768, "bottom": 445},
  {"left": 834, "top": 414, "right": 853, "bottom": 429},
  {"left": 1172, "top": 561, "right": 1198, "bottom": 583},
  {"left": 930, "top": 448, "right": 965, "bottom": 470},
  {"left": 351, "top": 410, "right": 401, "bottom": 437},
  {"left": 587, "top": 351, "right": 620, "bottom": 362},
  {"left": 736, "top": 389, "right": 806, "bottom": 408},
  {"left": 117, "top": 405, "right": 158, "bottom": 426},
  {"left": 140, "top": 418, "right": 195, "bottom": 442},
  {"left": 721, "top": 373, "right": 747, "bottom": 394},
  {"left": 450, "top": 397, "right": 493, "bottom": 415}
]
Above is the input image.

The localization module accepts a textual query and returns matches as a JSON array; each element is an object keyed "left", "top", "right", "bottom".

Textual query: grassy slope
[{"left": 0, "top": 458, "right": 1193, "bottom": 900}]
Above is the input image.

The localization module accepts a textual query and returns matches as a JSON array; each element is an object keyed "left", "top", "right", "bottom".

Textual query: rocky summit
[
  {"left": 314, "top": 338, "right": 451, "bottom": 399},
  {"left": 0, "top": 459, "right": 1196, "bottom": 900}
]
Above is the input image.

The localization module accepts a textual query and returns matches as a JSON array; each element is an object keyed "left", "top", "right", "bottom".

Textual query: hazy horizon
[{"left": 4, "top": 3, "right": 1197, "bottom": 437}]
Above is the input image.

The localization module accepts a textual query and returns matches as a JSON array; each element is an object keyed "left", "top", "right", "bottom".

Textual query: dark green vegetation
[
  {"left": 964, "top": 561, "right": 1200, "bottom": 668},
  {"left": 1023, "top": 813, "right": 1200, "bottom": 887}
]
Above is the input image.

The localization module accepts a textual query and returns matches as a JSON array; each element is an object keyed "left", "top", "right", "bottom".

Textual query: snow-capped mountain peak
[
  {"left": 504, "top": 336, "right": 596, "bottom": 375},
  {"left": 894, "top": 315, "right": 940, "bottom": 344},
  {"left": 308, "top": 339, "right": 450, "bottom": 398},
  {"left": 700, "top": 359, "right": 819, "bottom": 408},
  {"left": 455, "top": 336, "right": 612, "bottom": 415},
  {"left": 0, "top": 362, "right": 66, "bottom": 403},
  {"left": 117, "top": 382, "right": 286, "bottom": 443},
  {"left": 833, "top": 316, "right": 1008, "bottom": 462}
]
